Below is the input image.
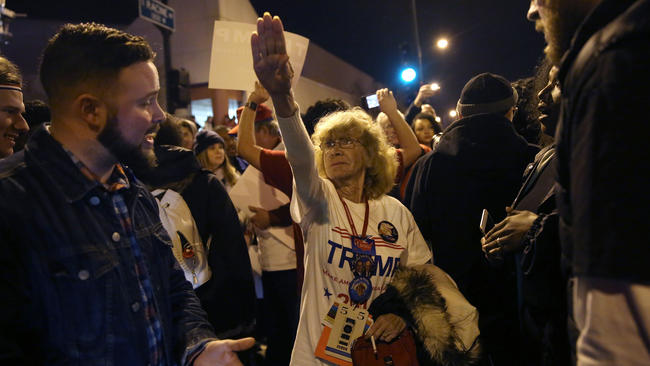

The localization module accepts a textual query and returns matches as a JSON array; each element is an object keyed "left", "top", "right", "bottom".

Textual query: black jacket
[
  {"left": 138, "top": 146, "right": 256, "bottom": 338},
  {"left": 405, "top": 113, "right": 537, "bottom": 365},
  {"left": 510, "top": 145, "right": 571, "bottom": 366},
  {"left": 556, "top": 0, "right": 650, "bottom": 281}
]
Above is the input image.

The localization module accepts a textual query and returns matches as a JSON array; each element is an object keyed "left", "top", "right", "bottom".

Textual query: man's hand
[
  {"left": 365, "top": 313, "right": 406, "bottom": 342},
  {"left": 481, "top": 208, "right": 538, "bottom": 260},
  {"left": 251, "top": 13, "right": 293, "bottom": 96},
  {"left": 414, "top": 84, "right": 439, "bottom": 107},
  {"left": 377, "top": 88, "right": 398, "bottom": 115},
  {"left": 249, "top": 81, "right": 270, "bottom": 105},
  {"left": 193, "top": 338, "right": 255, "bottom": 366},
  {"left": 248, "top": 206, "right": 271, "bottom": 230}
]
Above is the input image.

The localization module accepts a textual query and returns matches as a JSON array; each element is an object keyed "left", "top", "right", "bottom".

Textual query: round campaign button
[{"left": 349, "top": 277, "right": 372, "bottom": 304}]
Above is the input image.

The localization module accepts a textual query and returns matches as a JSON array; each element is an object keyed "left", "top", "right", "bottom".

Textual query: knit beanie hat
[
  {"left": 193, "top": 129, "right": 224, "bottom": 156},
  {"left": 456, "top": 73, "right": 518, "bottom": 116},
  {"left": 228, "top": 103, "right": 274, "bottom": 135}
]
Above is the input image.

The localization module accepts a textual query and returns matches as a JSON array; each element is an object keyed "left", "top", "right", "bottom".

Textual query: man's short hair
[
  {"left": 0, "top": 56, "right": 22, "bottom": 86},
  {"left": 457, "top": 73, "right": 518, "bottom": 117},
  {"left": 255, "top": 119, "right": 281, "bottom": 137},
  {"left": 39, "top": 23, "right": 155, "bottom": 111},
  {"left": 303, "top": 98, "right": 351, "bottom": 136}
]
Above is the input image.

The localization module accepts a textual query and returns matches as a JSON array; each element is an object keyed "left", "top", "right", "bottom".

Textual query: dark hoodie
[
  {"left": 405, "top": 113, "right": 537, "bottom": 365},
  {"left": 136, "top": 145, "right": 256, "bottom": 339}
]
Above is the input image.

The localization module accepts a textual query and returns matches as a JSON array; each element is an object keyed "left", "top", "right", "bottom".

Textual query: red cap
[{"left": 229, "top": 103, "right": 274, "bottom": 135}]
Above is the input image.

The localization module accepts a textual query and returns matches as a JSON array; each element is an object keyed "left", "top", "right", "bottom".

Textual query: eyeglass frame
[{"left": 319, "top": 137, "right": 362, "bottom": 151}]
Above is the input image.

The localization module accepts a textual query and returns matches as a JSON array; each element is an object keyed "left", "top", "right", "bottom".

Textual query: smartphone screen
[
  {"left": 365, "top": 94, "right": 379, "bottom": 109},
  {"left": 479, "top": 209, "right": 495, "bottom": 236}
]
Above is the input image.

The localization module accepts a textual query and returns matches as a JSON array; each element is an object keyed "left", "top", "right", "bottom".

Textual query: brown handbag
[{"left": 351, "top": 328, "right": 420, "bottom": 366}]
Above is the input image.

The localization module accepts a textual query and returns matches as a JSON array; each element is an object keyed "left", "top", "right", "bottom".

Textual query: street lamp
[
  {"left": 436, "top": 38, "right": 449, "bottom": 50},
  {"left": 449, "top": 110, "right": 457, "bottom": 118},
  {"left": 401, "top": 67, "right": 417, "bottom": 83}
]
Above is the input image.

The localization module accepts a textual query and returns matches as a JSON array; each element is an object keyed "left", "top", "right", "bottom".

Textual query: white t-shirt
[{"left": 289, "top": 178, "right": 432, "bottom": 365}]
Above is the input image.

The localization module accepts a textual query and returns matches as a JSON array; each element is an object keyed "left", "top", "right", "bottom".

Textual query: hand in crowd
[
  {"left": 481, "top": 208, "right": 538, "bottom": 260},
  {"left": 365, "top": 313, "right": 406, "bottom": 342},
  {"left": 249, "top": 81, "right": 270, "bottom": 105},
  {"left": 414, "top": 84, "right": 439, "bottom": 107},
  {"left": 248, "top": 205, "right": 271, "bottom": 230},
  {"left": 377, "top": 88, "right": 398, "bottom": 115},
  {"left": 251, "top": 13, "right": 293, "bottom": 96},
  {"left": 193, "top": 338, "right": 256, "bottom": 366}
]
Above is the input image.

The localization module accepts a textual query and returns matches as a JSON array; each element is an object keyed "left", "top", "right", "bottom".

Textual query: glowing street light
[
  {"left": 449, "top": 110, "right": 457, "bottom": 118},
  {"left": 436, "top": 38, "right": 449, "bottom": 49},
  {"left": 401, "top": 67, "right": 417, "bottom": 83}
]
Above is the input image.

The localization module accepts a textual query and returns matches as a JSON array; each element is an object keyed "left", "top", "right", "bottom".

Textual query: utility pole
[{"left": 410, "top": 0, "right": 423, "bottom": 84}]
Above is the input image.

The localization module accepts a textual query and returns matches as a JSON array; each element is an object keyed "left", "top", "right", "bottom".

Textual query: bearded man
[
  {"left": 0, "top": 23, "right": 254, "bottom": 365},
  {"left": 528, "top": 1, "right": 650, "bottom": 365}
]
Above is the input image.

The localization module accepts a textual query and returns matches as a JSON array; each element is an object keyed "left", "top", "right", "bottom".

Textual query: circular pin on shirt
[
  {"left": 349, "top": 277, "right": 372, "bottom": 304},
  {"left": 378, "top": 221, "right": 398, "bottom": 243}
]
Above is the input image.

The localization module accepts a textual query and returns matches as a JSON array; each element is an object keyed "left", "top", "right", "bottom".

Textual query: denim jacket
[{"left": 0, "top": 126, "right": 216, "bottom": 365}]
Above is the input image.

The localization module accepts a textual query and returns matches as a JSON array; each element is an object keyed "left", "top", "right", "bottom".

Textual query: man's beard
[
  {"left": 97, "top": 115, "right": 156, "bottom": 174},
  {"left": 538, "top": 1, "right": 593, "bottom": 66}
]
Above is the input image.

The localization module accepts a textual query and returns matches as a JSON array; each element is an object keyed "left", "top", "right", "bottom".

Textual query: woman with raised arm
[{"left": 251, "top": 13, "right": 434, "bottom": 366}]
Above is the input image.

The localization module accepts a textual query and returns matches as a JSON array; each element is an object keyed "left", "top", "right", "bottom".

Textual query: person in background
[
  {"left": 179, "top": 118, "right": 198, "bottom": 150},
  {"left": 511, "top": 77, "right": 543, "bottom": 145},
  {"left": 236, "top": 81, "right": 300, "bottom": 366},
  {"left": 301, "top": 97, "right": 350, "bottom": 137},
  {"left": 482, "top": 65, "right": 571, "bottom": 366},
  {"left": 215, "top": 125, "right": 249, "bottom": 174},
  {"left": 411, "top": 112, "right": 442, "bottom": 149},
  {"left": 404, "top": 83, "right": 440, "bottom": 124},
  {"left": 406, "top": 72, "right": 537, "bottom": 366},
  {"left": 0, "top": 56, "right": 28, "bottom": 159},
  {"left": 134, "top": 116, "right": 257, "bottom": 359},
  {"left": 375, "top": 88, "right": 426, "bottom": 202},
  {"left": 194, "top": 129, "right": 240, "bottom": 191}
]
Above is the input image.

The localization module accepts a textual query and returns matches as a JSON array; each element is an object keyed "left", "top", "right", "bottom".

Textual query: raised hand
[
  {"left": 414, "top": 84, "right": 439, "bottom": 107},
  {"left": 249, "top": 81, "right": 270, "bottom": 105},
  {"left": 377, "top": 88, "right": 398, "bottom": 115},
  {"left": 251, "top": 13, "right": 294, "bottom": 96}
]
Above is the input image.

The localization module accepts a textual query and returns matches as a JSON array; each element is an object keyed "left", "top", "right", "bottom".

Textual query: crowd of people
[{"left": 1, "top": 0, "right": 648, "bottom": 365}]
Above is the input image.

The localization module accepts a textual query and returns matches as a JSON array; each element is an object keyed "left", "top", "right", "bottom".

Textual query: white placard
[
  {"left": 209, "top": 20, "right": 310, "bottom": 91},
  {"left": 229, "top": 165, "right": 294, "bottom": 249}
]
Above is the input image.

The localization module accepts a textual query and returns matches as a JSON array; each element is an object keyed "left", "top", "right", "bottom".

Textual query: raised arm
[
  {"left": 251, "top": 13, "right": 321, "bottom": 206},
  {"left": 236, "top": 81, "right": 270, "bottom": 170},
  {"left": 377, "top": 88, "right": 421, "bottom": 167}
]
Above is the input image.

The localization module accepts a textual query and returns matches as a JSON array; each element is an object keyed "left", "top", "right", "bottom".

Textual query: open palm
[{"left": 251, "top": 13, "right": 293, "bottom": 95}]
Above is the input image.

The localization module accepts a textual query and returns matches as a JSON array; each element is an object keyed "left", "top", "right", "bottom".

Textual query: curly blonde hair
[{"left": 311, "top": 108, "right": 398, "bottom": 199}]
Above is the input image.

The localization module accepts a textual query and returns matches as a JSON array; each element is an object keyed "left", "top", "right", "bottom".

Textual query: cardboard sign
[{"left": 209, "top": 20, "right": 309, "bottom": 91}]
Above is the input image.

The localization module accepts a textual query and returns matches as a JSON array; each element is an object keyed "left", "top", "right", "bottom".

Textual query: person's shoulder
[
  {"left": 0, "top": 150, "right": 27, "bottom": 179},
  {"left": 376, "top": 193, "right": 409, "bottom": 212}
]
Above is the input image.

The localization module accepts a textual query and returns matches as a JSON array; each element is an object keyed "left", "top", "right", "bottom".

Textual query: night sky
[
  {"left": 5, "top": 0, "right": 547, "bottom": 116},
  {"left": 251, "top": 0, "right": 547, "bottom": 116}
]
